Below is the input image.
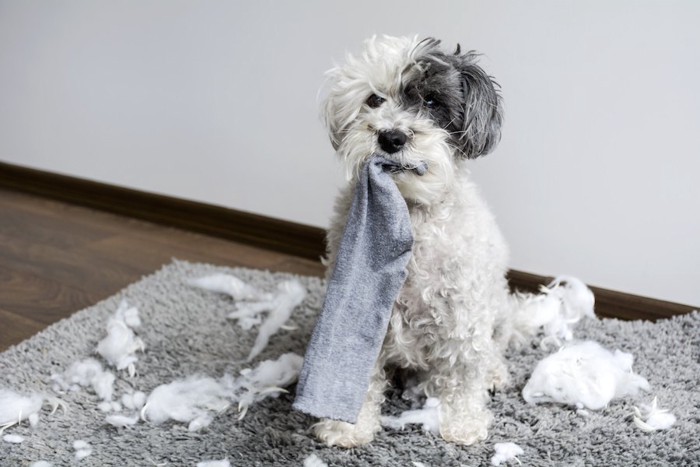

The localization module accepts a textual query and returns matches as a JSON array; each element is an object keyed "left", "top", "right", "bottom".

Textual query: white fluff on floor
[
  {"left": 491, "top": 442, "right": 524, "bottom": 466},
  {"left": 381, "top": 397, "right": 441, "bottom": 434},
  {"left": 190, "top": 274, "right": 306, "bottom": 361},
  {"left": 105, "top": 414, "right": 139, "bottom": 428},
  {"left": 522, "top": 340, "right": 650, "bottom": 410},
  {"left": 141, "top": 353, "right": 303, "bottom": 429},
  {"left": 303, "top": 453, "right": 329, "bottom": 467},
  {"left": 228, "top": 280, "right": 307, "bottom": 361},
  {"left": 632, "top": 397, "right": 676, "bottom": 432},
  {"left": 141, "top": 376, "right": 232, "bottom": 431},
  {"left": 73, "top": 439, "right": 92, "bottom": 460},
  {"left": 52, "top": 358, "right": 116, "bottom": 402},
  {"left": 229, "top": 352, "right": 304, "bottom": 419},
  {"left": 0, "top": 388, "right": 44, "bottom": 429},
  {"left": 3, "top": 433, "right": 25, "bottom": 443},
  {"left": 30, "top": 462, "right": 53, "bottom": 467},
  {"left": 196, "top": 460, "right": 231, "bottom": 467},
  {"left": 513, "top": 276, "right": 595, "bottom": 347},
  {"left": 189, "top": 274, "right": 268, "bottom": 301},
  {"left": 96, "top": 301, "right": 145, "bottom": 375}
]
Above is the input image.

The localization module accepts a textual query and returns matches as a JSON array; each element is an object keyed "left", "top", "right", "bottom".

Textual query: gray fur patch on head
[{"left": 403, "top": 39, "right": 503, "bottom": 159}]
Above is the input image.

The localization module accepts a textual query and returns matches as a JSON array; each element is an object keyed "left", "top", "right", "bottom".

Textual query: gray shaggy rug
[{"left": 1, "top": 260, "right": 699, "bottom": 466}]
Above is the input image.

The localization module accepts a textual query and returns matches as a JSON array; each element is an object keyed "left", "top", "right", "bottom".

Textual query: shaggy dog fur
[{"left": 313, "top": 36, "right": 538, "bottom": 447}]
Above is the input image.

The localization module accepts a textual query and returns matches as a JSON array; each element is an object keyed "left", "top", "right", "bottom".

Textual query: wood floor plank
[{"left": 0, "top": 188, "right": 324, "bottom": 351}]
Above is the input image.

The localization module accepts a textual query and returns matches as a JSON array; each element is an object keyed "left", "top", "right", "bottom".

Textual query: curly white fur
[{"left": 314, "top": 35, "right": 592, "bottom": 447}]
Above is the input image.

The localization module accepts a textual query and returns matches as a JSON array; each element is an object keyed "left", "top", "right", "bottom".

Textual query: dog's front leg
[
  {"left": 435, "top": 366, "right": 493, "bottom": 445},
  {"left": 312, "top": 362, "right": 387, "bottom": 448}
]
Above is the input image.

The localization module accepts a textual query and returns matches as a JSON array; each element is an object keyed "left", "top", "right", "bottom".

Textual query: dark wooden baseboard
[
  {"left": 1, "top": 161, "right": 695, "bottom": 321},
  {"left": 0, "top": 161, "right": 325, "bottom": 260}
]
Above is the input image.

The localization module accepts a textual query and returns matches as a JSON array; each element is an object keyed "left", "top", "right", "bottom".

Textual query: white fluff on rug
[
  {"left": 632, "top": 397, "right": 676, "bottom": 432},
  {"left": 0, "top": 388, "right": 44, "bottom": 429},
  {"left": 197, "top": 460, "right": 231, "bottom": 467},
  {"left": 491, "top": 442, "right": 524, "bottom": 466},
  {"left": 230, "top": 352, "right": 304, "bottom": 419},
  {"left": 96, "top": 301, "right": 145, "bottom": 376},
  {"left": 73, "top": 439, "right": 92, "bottom": 460},
  {"left": 141, "top": 376, "right": 232, "bottom": 431},
  {"left": 381, "top": 397, "right": 441, "bottom": 434},
  {"left": 141, "top": 353, "right": 303, "bottom": 429},
  {"left": 30, "top": 462, "right": 53, "bottom": 467},
  {"left": 189, "top": 274, "right": 267, "bottom": 301},
  {"left": 512, "top": 275, "right": 595, "bottom": 347},
  {"left": 228, "top": 280, "right": 307, "bottom": 361},
  {"left": 522, "top": 340, "right": 650, "bottom": 410},
  {"left": 51, "top": 358, "right": 116, "bottom": 402},
  {"left": 303, "top": 453, "right": 329, "bottom": 467},
  {"left": 3, "top": 433, "right": 25, "bottom": 443}
]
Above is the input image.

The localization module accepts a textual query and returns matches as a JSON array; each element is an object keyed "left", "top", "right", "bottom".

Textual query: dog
[{"left": 312, "top": 35, "right": 541, "bottom": 447}]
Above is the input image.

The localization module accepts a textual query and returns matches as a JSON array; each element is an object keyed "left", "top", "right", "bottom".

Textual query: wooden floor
[{"left": 0, "top": 187, "right": 325, "bottom": 352}]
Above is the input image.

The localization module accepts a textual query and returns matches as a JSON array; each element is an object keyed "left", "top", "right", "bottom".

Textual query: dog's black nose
[{"left": 378, "top": 129, "right": 408, "bottom": 154}]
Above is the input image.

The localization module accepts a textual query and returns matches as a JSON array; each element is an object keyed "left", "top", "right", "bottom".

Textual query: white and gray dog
[{"left": 313, "top": 35, "right": 586, "bottom": 448}]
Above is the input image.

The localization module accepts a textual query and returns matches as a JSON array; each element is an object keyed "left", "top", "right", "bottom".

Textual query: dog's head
[{"left": 323, "top": 36, "right": 502, "bottom": 204}]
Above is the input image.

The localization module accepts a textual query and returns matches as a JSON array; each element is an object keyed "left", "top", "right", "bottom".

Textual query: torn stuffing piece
[
  {"left": 491, "top": 442, "right": 524, "bottom": 466},
  {"left": 227, "top": 280, "right": 307, "bottom": 361},
  {"left": 3, "top": 433, "right": 25, "bottom": 443},
  {"left": 189, "top": 274, "right": 307, "bottom": 361},
  {"left": 632, "top": 397, "right": 676, "bottom": 432},
  {"left": 96, "top": 301, "right": 145, "bottom": 376},
  {"left": 188, "top": 273, "right": 268, "bottom": 301},
  {"left": 522, "top": 340, "right": 650, "bottom": 410},
  {"left": 52, "top": 358, "right": 116, "bottom": 402},
  {"left": 303, "top": 453, "right": 329, "bottom": 467},
  {"left": 229, "top": 352, "right": 304, "bottom": 419},
  {"left": 141, "top": 375, "right": 232, "bottom": 431},
  {"left": 30, "top": 462, "right": 54, "bottom": 467},
  {"left": 140, "top": 353, "right": 303, "bottom": 429},
  {"left": 0, "top": 388, "right": 65, "bottom": 433},
  {"left": 73, "top": 439, "right": 93, "bottom": 460},
  {"left": 196, "top": 460, "right": 231, "bottom": 467},
  {"left": 380, "top": 397, "right": 441, "bottom": 434},
  {"left": 512, "top": 275, "right": 595, "bottom": 347}
]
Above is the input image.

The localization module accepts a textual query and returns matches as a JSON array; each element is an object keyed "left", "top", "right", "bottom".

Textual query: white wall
[{"left": 1, "top": 1, "right": 698, "bottom": 306}]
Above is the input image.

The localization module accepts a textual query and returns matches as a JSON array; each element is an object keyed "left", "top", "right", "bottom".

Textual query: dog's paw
[
  {"left": 439, "top": 409, "right": 491, "bottom": 446},
  {"left": 313, "top": 418, "right": 379, "bottom": 448}
]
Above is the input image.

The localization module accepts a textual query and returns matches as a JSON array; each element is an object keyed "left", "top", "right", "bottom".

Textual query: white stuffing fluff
[
  {"left": 73, "top": 439, "right": 93, "bottom": 460},
  {"left": 141, "top": 353, "right": 303, "bottom": 428},
  {"left": 491, "top": 442, "right": 525, "bottom": 466},
  {"left": 96, "top": 301, "right": 145, "bottom": 375},
  {"left": 513, "top": 275, "right": 595, "bottom": 347},
  {"left": 121, "top": 391, "right": 147, "bottom": 411},
  {"left": 228, "top": 280, "right": 307, "bottom": 361},
  {"left": 141, "top": 376, "right": 231, "bottom": 431},
  {"left": 30, "top": 462, "right": 53, "bottom": 467},
  {"left": 231, "top": 352, "right": 304, "bottom": 419},
  {"left": 189, "top": 274, "right": 267, "bottom": 301},
  {"left": 196, "top": 460, "right": 231, "bottom": 467},
  {"left": 189, "top": 274, "right": 306, "bottom": 360},
  {"left": 0, "top": 388, "right": 45, "bottom": 431},
  {"left": 632, "top": 397, "right": 676, "bottom": 432},
  {"left": 303, "top": 453, "right": 329, "bottom": 467},
  {"left": 381, "top": 397, "right": 441, "bottom": 434},
  {"left": 3, "top": 433, "right": 25, "bottom": 443},
  {"left": 522, "top": 341, "right": 650, "bottom": 410},
  {"left": 105, "top": 414, "right": 139, "bottom": 428},
  {"left": 51, "top": 358, "right": 116, "bottom": 402}
]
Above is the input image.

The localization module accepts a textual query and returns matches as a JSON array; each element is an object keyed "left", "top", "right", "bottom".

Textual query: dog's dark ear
[{"left": 451, "top": 53, "right": 503, "bottom": 159}]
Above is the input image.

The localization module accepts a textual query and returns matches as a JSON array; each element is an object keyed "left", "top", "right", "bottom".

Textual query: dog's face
[{"left": 323, "top": 36, "right": 503, "bottom": 204}]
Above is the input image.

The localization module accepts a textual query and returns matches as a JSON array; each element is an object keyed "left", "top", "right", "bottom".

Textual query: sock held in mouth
[{"left": 293, "top": 155, "right": 426, "bottom": 423}]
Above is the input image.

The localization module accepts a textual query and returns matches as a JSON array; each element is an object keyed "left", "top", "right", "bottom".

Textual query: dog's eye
[
  {"left": 424, "top": 96, "right": 439, "bottom": 109},
  {"left": 366, "top": 94, "right": 386, "bottom": 109}
]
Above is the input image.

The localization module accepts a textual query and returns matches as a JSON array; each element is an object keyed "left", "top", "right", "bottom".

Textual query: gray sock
[{"left": 293, "top": 155, "right": 426, "bottom": 423}]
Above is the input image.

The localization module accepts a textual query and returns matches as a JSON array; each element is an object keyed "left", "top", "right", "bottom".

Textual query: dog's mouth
[{"left": 373, "top": 154, "right": 428, "bottom": 176}]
